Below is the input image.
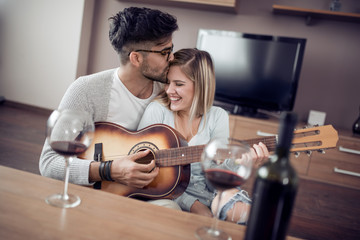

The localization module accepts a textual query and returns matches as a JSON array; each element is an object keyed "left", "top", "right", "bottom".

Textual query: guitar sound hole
[
  {"left": 136, "top": 149, "right": 155, "bottom": 165},
  {"left": 129, "top": 142, "right": 158, "bottom": 165}
]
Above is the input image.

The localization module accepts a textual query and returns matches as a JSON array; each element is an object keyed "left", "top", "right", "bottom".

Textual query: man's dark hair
[{"left": 109, "top": 7, "right": 178, "bottom": 63}]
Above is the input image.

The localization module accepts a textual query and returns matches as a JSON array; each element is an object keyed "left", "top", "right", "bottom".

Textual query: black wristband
[
  {"left": 99, "top": 161, "right": 106, "bottom": 181},
  {"left": 105, "top": 160, "right": 114, "bottom": 181}
]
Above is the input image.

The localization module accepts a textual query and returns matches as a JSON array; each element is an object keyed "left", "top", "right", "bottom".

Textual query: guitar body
[{"left": 80, "top": 122, "right": 190, "bottom": 200}]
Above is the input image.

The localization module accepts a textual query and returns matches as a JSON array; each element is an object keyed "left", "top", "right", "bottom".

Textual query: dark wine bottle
[{"left": 245, "top": 112, "right": 299, "bottom": 240}]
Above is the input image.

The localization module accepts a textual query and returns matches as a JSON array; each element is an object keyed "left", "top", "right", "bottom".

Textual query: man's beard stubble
[
  {"left": 142, "top": 70, "right": 168, "bottom": 83},
  {"left": 141, "top": 61, "right": 169, "bottom": 84}
]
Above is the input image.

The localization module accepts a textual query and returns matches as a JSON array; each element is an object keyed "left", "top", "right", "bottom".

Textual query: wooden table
[{"left": 0, "top": 166, "right": 300, "bottom": 239}]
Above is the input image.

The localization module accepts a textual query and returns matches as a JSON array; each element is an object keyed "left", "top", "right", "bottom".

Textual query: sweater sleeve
[{"left": 39, "top": 70, "right": 113, "bottom": 185}]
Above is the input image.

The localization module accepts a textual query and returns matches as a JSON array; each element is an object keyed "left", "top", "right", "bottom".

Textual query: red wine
[
  {"left": 205, "top": 169, "right": 245, "bottom": 191},
  {"left": 245, "top": 112, "right": 299, "bottom": 240},
  {"left": 50, "top": 141, "right": 87, "bottom": 156}
]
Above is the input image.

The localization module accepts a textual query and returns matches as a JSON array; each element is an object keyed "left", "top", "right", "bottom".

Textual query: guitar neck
[
  {"left": 234, "top": 136, "right": 278, "bottom": 152},
  {"left": 154, "top": 123, "right": 339, "bottom": 167},
  {"left": 155, "top": 136, "right": 277, "bottom": 167}
]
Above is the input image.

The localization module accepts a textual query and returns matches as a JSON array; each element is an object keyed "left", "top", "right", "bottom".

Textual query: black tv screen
[{"left": 196, "top": 29, "right": 306, "bottom": 118}]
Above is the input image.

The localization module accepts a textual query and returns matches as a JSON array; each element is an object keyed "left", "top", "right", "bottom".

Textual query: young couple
[{"left": 39, "top": 7, "right": 268, "bottom": 224}]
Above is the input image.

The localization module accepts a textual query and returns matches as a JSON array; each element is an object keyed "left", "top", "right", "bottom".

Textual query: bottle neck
[{"left": 273, "top": 147, "right": 290, "bottom": 164}]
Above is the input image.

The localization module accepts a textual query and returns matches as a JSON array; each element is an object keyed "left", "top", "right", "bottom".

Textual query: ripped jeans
[
  {"left": 216, "top": 188, "right": 252, "bottom": 225},
  {"left": 174, "top": 163, "right": 252, "bottom": 224}
]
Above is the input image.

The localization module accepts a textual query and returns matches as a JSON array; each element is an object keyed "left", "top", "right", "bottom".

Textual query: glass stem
[
  {"left": 62, "top": 156, "right": 71, "bottom": 201},
  {"left": 212, "top": 190, "right": 224, "bottom": 232}
]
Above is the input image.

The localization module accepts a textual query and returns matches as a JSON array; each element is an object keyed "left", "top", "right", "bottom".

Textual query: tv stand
[{"left": 213, "top": 100, "right": 279, "bottom": 120}]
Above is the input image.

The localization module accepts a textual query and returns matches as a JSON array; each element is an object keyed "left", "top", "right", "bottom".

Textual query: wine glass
[
  {"left": 45, "top": 109, "right": 94, "bottom": 208},
  {"left": 196, "top": 138, "right": 253, "bottom": 240}
]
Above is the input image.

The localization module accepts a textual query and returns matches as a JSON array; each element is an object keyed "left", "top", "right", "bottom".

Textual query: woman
[{"left": 137, "top": 48, "right": 269, "bottom": 224}]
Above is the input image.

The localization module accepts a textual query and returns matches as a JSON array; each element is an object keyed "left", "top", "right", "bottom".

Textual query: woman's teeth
[{"left": 170, "top": 97, "right": 181, "bottom": 101}]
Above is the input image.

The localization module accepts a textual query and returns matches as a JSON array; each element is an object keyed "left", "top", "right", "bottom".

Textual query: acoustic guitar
[{"left": 79, "top": 122, "right": 338, "bottom": 200}]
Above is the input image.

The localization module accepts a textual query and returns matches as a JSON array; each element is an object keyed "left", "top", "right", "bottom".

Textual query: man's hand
[
  {"left": 89, "top": 149, "right": 159, "bottom": 188},
  {"left": 110, "top": 150, "right": 159, "bottom": 188}
]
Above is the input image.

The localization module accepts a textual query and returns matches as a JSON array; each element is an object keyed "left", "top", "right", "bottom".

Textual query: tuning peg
[
  {"left": 318, "top": 149, "right": 326, "bottom": 154},
  {"left": 294, "top": 152, "right": 300, "bottom": 158},
  {"left": 306, "top": 151, "right": 312, "bottom": 157}
]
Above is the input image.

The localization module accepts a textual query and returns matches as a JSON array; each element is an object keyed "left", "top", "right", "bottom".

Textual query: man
[{"left": 39, "top": 7, "right": 180, "bottom": 209}]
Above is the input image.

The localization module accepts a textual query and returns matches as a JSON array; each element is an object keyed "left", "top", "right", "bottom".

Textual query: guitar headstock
[{"left": 291, "top": 125, "right": 339, "bottom": 155}]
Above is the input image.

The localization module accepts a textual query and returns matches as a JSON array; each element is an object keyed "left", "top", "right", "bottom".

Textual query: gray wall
[
  {"left": 87, "top": 0, "right": 360, "bottom": 131},
  {"left": 1, "top": 0, "right": 359, "bottom": 132}
]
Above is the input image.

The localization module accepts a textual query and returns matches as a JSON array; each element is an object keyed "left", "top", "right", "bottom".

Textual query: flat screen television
[{"left": 196, "top": 29, "right": 306, "bottom": 118}]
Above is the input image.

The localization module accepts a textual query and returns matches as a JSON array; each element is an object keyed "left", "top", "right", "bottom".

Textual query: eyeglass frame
[{"left": 128, "top": 44, "right": 174, "bottom": 61}]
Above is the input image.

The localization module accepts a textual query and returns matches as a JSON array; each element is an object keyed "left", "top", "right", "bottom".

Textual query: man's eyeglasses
[{"left": 128, "top": 45, "right": 174, "bottom": 61}]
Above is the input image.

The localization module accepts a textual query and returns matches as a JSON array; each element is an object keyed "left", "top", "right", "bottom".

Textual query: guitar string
[{"left": 98, "top": 137, "right": 278, "bottom": 163}]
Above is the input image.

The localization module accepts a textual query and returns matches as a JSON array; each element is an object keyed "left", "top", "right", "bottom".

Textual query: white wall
[{"left": 0, "top": 0, "right": 86, "bottom": 110}]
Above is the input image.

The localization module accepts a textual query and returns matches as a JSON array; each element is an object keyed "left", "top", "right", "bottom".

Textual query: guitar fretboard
[
  {"left": 233, "top": 136, "right": 278, "bottom": 152},
  {"left": 154, "top": 136, "right": 278, "bottom": 167}
]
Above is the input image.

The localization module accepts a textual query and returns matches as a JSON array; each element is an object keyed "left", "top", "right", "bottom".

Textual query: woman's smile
[{"left": 166, "top": 66, "right": 194, "bottom": 113}]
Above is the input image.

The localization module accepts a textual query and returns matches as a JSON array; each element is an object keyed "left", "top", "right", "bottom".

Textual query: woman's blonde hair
[{"left": 157, "top": 48, "right": 216, "bottom": 131}]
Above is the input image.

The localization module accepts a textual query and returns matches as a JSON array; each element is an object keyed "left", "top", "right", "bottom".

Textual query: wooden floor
[
  {"left": 0, "top": 101, "right": 51, "bottom": 174},
  {"left": 1, "top": 101, "right": 359, "bottom": 240}
]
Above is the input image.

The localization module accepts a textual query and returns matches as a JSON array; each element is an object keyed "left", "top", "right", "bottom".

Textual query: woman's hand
[
  {"left": 190, "top": 200, "right": 213, "bottom": 218},
  {"left": 250, "top": 142, "right": 270, "bottom": 167}
]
